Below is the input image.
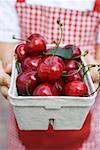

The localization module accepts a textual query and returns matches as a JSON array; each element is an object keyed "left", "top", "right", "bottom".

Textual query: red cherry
[
  {"left": 64, "top": 69, "right": 82, "bottom": 83},
  {"left": 44, "top": 55, "right": 65, "bottom": 68},
  {"left": 53, "top": 79, "right": 64, "bottom": 95},
  {"left": 33, "top": 83, "right": 58, "bottom": 96},
  {"left": 37, "top": 55, "right": 65, "bottom": 82},
  {"left": 64, "top": 80, "right": 88, "bottom": 96},
  {"left": 25, "top": 34, "right": 46, "bottom": 55},
  {"left": 22, "top": 56, "right": 42, "bottom": 71},
  {"left": 64, "top": 59, "right": 77, "bottom": 72},
  {"left": 16, "top": 70, "right": 39, "bottom": 96},
  {"left": 15, "top": 43, "right": 27, "bottom": 62},
  {"left": 64, "top": 45, "right": 81, "bottom": 57}
]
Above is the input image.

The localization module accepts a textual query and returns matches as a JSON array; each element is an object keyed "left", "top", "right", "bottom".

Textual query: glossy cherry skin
[
  {"left": 15, "top": 43, "right": 27, "bottom": 62},
  {"left": 64, "top": 80, "right": 88, "bottom": 96},
  {"left": 64, "top": 45, "right": 81, "bottom": 57},
  {"left": 21, "top": 56, "right": 42, "bottom": 71},
  {"left": 64, "top": 59, "right": 77, "bottom": 72},
  {"left": 53, "top": 79, "right": 64, "bottom": 95},
  {"left": 33, "top": 83, "right": 58, "bottom": 96},
  {"left": 37, "top": 55, "right": 65, "bottom": 82},
  {"left": 16, "top": 70, "right": 39, "bottom": 96},
  {"left": 25, "top": 34, "right": 46, "bottom": 55},
  {"left": 64, "top": 69, "right": 82, "bottom": 83}
]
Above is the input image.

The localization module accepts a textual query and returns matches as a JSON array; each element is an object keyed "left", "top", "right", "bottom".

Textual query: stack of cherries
[{"left": 15, "top": 33, "right": 88, "bottom": 97}]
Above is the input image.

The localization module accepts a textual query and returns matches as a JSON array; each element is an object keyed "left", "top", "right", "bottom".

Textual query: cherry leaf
[{"left": 47, "top": 48, "right": 73, "bottom": 59}]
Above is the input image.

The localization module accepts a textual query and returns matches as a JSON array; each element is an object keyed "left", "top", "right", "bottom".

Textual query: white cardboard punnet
[{"left": 8, "top": 45, "right": 97, "bottom": 130}]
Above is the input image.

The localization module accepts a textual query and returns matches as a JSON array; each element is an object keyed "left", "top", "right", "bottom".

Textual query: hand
[
  {"left": 0, "top": 60, "right": 11, "bottom": 98},
  {"left": 0, "top": 42, "right": 16, "bottom": 98},
  {"left": 84, "top": 53, "right": 100, "bottom": 83}
]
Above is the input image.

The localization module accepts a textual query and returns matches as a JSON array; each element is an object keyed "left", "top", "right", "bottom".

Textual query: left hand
[{"left": 84, "top": 53, "right": 100, "bottom": 83}]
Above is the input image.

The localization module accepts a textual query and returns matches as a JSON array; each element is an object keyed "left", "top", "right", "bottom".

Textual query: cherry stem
[
  {"left": 16, "top": 61, "right": 22, "bottom": 74},
  {"left": 62, "top": 61, "right": 83, "bottom": 77},
  {"left": 82, "top": 64, "right": 100, "bottom": 96},
  {"left": 12, "top": 35, "right": 30, "bottom": 43},
  {"left": 87, "top": 82, "right": 100, "bottom": 97},
  {"left": 73, "top": 50, "right": 88, "bottom": 59},
  {"left": 49, "top": 19, "right": 63, "bottom": 63},
  {"left": 26, "top": 80, "right": 31, "bottom": 96},
  {"left": 56, "top": 20, "right": 63, "bottom": 48},
  {"left": 82, "top": 64, "right": 100, "bottom": 78},
  {"left": 52, "top": 40, "right": 58, "bottom": 46},
  {"left": 52, "top": 20, "right": 63, "bottom": 49}
]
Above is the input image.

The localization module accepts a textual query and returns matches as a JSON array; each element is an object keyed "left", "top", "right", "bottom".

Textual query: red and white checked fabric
[
  {"left": 82, "top": 93, "right": 100, "bottom": 150},
  {"left": 7, "top": 0, "right": 100, "bottom": 150},
  {"left": 16, "top": 2, "right": 100, "bottom": 57}
]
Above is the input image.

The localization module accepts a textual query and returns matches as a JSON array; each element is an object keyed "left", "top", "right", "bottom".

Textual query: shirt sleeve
[{"left": 0, "top": 1, "right": 20, "bottom": 42}]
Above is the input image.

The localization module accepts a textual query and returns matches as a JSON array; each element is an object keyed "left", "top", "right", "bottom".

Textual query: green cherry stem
[
  {"left": 50, "top": 19, "right": 63, "bottom": 63},
  {"left": 82, "top": 67, "right": 90, "bottom": 79},
  {"left": 87, "top": 71, "right": 100, "bottom": 97},
  {"left": 87, "top": 82, "right": 100, "bottom": 97},
  {"left": 62, "top": 61, "right": 83, "bottom": 77},
  {"left": 73, "top": 50, "right": 88, "bottom": 59},
  {"left": 52, "top": 20, "right": 63, "bottom": 49},
  {"left": 12, "top": 35, "right": 30, "bottom": 43},
  {"left": 82, "top": 64, "right": 100, "bottom": 79},
  {"left": 83, "top": 65, "right": 100, "bottom": 96},
  {"left": 56, "top": 20, "right": 63, "bottom": 48},
  {"left": 16, "top": 61, "right": 22, "bottom": 74},
  {"left": 26, "top": 80, "right": 31, "bottom": 96}
]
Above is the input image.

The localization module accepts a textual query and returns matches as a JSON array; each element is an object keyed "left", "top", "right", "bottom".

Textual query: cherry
[
  {"left": 16, "top": 70, "right": 39, "bottom": 96},
  {"left": 53, "top": 79, "right": 64, "bottom": 95},
  {"left": 21, "top": 56, "right": 42, "bottom": 71},
  {"left": 64, "top": 59, "right": 77, "bottom": 72},
  {"left": 15, "top": 43, "right": 27, "bottom": 62},
  {"left": 37, "top": 55, "right": 65, "bottom": 82},
  {"left": 25, "top": 34, "right": 46, "bottom": 55},
  {"left": 33, "top": 83, "right": 58, "bottom": 96},
  {"left": 64, "top": 69, "right": 82, "bottom": 83},
  {"left": 64, "top": 80, "right": 88, "bottom": 96},
  {"left": 64, "top": 45, "right": 81, "bottom": 58},
  {"left": 44, "top": 55, "right": 65, "bottom": 68}
]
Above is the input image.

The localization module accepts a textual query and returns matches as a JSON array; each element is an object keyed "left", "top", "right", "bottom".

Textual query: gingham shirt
[{"left": 0, "top": 0, "right": 100, "bottom": 43}]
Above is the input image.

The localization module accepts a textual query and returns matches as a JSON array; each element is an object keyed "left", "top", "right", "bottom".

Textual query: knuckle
[
  {"left": 0, "top": 75, "right": 4, "bottom": 85},
  {"left": 0, "top": 86, "right": 8, "bottom": 97}
]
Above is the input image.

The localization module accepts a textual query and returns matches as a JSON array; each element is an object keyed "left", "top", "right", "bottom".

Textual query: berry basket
[{"left": 8, "top": 45, "right": 97, "bottom": 130}]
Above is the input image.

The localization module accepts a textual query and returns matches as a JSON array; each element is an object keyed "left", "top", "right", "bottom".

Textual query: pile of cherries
[{"left": 15, "top": 32, "right": 89, "bottom": 97}]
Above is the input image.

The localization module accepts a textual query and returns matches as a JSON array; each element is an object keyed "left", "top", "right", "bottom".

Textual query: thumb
[
  {"left": 2, "top": 51, "right": 13, "bottom": 74},
  {"left": 0, "top": 72, "right": 11, "bottom": 87},
  {"left": 0, "top": 60, "right": 11, "bottom": 87},
  {"left": 0, "top": 60, "right": 4, "bottom": 73},
  {"left": 4, "top": 63, "right": 12, "bottom": 74}
]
